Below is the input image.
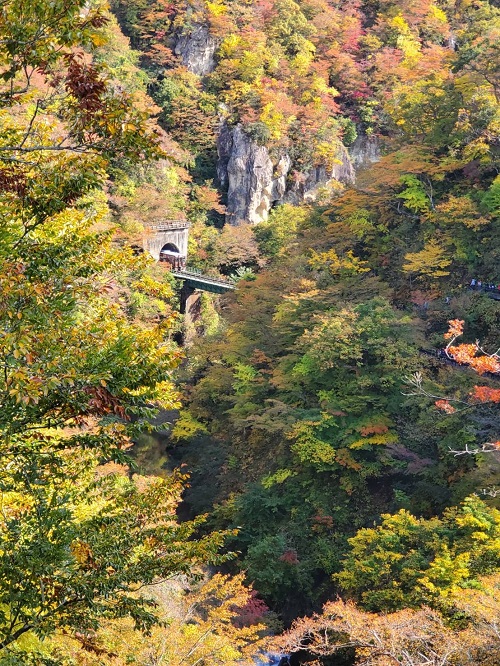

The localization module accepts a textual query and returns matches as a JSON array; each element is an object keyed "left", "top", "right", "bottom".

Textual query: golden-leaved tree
[{"left": 0, "top": 2, "right": 234, "bottom": 663}]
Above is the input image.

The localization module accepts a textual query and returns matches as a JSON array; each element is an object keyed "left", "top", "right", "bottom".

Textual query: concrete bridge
[
  {"left": 144, "top": 221, "right": 234, "bottom": 292},
  {"left": 172, "top": 268, "right": 235, "bottom": 294},
  {"left": 144, "top": 222, "right": 234, "bottom": 340}
]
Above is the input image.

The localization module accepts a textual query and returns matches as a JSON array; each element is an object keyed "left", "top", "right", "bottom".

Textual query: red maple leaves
[{"left": 434, "top": 321, "right": 499, "bottom": 434}]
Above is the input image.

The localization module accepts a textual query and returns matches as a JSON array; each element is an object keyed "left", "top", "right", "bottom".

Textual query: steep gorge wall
[
  {"left": 217, "top": 124, "right": 292, "bottom": 225},
  {"left": 217, "top": 124, "right": 381, "bottom": 226},
  {"left": 170, "top": 22, "right": 381, "bottom": 226}
]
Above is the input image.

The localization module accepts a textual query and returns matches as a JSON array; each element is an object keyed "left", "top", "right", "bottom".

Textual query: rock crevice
[{"left": 218, "top": 125, "right": 292, "bottom": 226}]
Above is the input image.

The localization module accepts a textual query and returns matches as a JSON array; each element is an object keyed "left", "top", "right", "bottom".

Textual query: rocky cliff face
[
  {"left": 283, "top": 144, "right": 356, "bottom": 205},
  {"left": 173, "top": 26, "right": 382, "bottom": 225},
  {"left": 349, "top": 135, "right": 381, "bottom": 170},
  {"left": 217, "top": 124, "right": 292, "bottom": 225},
  {"left": 174, "top": 24, "right": 218, "bottom": 76},
  {"left": 217, "top": 124, "right": 371, "bottom": 225}
]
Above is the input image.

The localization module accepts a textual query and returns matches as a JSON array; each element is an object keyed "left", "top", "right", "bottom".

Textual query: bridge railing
[
  {"left": 176, "top": 267, "right": 204, "bottom": 276},
  {"left": 172, "top": 267, "right": 235, "bottom": 289},
  {"left": 147, "top": 220, "right": 191, "bottom": 231}
]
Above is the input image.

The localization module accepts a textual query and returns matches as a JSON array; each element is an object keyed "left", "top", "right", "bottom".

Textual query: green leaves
[
  {"left": 0, "top": 2, "right": 229, "bottom": 657},
  {"left": 396, "top": 175, "right": 431, "bottom": 214},
  {"left": 337, "top": 496, "right": 500, "bottom": 612},
  {"left": 0, "top": 453, "right": 228, "bottom": 649}
]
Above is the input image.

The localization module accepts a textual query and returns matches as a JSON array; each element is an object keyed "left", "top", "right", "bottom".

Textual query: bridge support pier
[{"left": 180, "top": 283, "right": 202, "bottom": 344}]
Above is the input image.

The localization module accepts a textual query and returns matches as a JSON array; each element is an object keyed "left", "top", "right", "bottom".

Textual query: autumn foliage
[{"left": 275, "top": 580, "right": 500, "bottom": 666}]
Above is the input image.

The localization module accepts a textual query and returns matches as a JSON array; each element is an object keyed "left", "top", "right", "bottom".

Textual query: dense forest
[{"left": 0, "top": 0, "right": 499, "bottom": 665}]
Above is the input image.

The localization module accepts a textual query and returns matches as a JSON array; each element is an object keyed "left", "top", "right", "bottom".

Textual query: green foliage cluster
[
  {"left": 2, "top": 0, "right": 499, "bottom": 662},
  {"left": 337, "top": 495, "right": 500, "bottom": 612}
]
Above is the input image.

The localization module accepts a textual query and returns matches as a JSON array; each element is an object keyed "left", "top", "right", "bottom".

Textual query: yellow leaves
[
  {"left": 349, "top": 433, "right": 398, "bottom": 450},
  {"left": 462, "top": 136, "right": 493, "bottom": 163},
  {"left": 0, "top": 491, "right": 35, "bottom": 522},
  {"left": 89, "top": 32, "right": 108, "bottom": 48},
  {"left": 309, "top": 248, "right": 369, "bottom": 276},
  {"left": 429, "top": 4, "right": 448, "bottom": 25},
  {"left": 290, "top": 40, "right": 316, "bottom": 75},
  {"left": 434, "top": 195, "right": 489, "bottom": 229},
  {"left": 205, "top": 0, "right": 227, "bottom": 17},
  {"left": 151, "top": 380, "right": 182, "bottom": 411},
  {"left": 259, "top": 102, "right": 286, "bottom": 141},
  {"left": 297, "top": 307, "right": 361, "bottom": 369},
  {"left": 171, "top": 412, "right": 208, "bottom": 442},
  {"left": 291, "top": 434, "right": 337, "bottom": 466},
  {"left": 114, "top": 572, "right": 268, "bottom": 666},
  {"left": 310, "top": 75, "right": 337, "bottom": 98},
  {"left": 71, "top": 540, "right": 94, "bottom": 567},
  {"left": 389, "top": 15, "right": 422, "bottom": 68},
  {"left": 261, "top": 468, "right": 296, "bottom": 489},
  {"left": 398, "top": 35, "right": 421, "bottom": 67},
  {"left": 314, "top": 141, "right": 342, "bottom": 166},
  {"left": 390, "top": 15, "right": 411, "bottom": 36},
  {"left": 418, "top": 548, "right": 471, "bottom": 598},
  {"left": 272, "top": 279, "right": 319, "bottom": 323},
  {"left": 219, "top": 34, "right": 241, "bottom": 58},
  {"left": 132, "top": 273, "right": 174, "bottom": 300},
  {"left": 403, "top": 240, "right": 451, "bottom": 279}
]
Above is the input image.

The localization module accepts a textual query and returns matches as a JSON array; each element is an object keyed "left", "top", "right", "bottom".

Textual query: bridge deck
[{"left": 172, "top": 269, "right": 235, "bottom": 294}]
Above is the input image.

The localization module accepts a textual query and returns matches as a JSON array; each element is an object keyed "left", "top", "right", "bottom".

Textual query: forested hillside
[{"left": 1, "top": 0, "right": 499, "bottom": 665}]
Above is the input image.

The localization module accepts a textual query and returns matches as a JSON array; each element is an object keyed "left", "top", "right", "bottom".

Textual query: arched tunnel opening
[{"left": 159, "top": 242, "right": 185, "bottom": 270}]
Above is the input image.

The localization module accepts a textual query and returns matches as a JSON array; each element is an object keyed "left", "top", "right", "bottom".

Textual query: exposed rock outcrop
[
  {"left": 348, "top": 135, "right": 381, "bottom": 171},
  {"left": 218, "top": 124, "right": 361, "bottom": 225},
  {"left": 218, "top": 125, "right": 292, "bottom": 225},
  {"left": 174, "top": 24, "right": 218, "bottom": 76},
  {"left": 283, "top": 144, "right": 356, "bottom": 205}
]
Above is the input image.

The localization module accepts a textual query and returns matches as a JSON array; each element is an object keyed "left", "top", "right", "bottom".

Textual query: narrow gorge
[{"left": 1, "top": 1, "right": 499, "bottom": 665}]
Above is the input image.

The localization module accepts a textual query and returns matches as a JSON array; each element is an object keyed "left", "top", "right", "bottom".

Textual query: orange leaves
[
  {"left": 471, "top": 386, "right": 500, "bottom": 403},
  {"left": 279, "top": 549, "right": 299, "bottom": 565},
  {"left": 448, "top": 346, "right": 500, "bottom": 374},
  {"left": 359, "top": 423, "right": 389, "bottom": 436},
  {"left": 444, "top": 320, "right": 500, "bottom": 374},
  {"left": 335, "top": 448, "right": 363, "bottom": 471},
  {"left": 83, "top": 386, "right": 128, "bottom": 420},
  {"left": 71, "top": 540, "right": 96, "bottom": 569},
  {"left": 64, "top": 52, "right": 107, "bottom": 114},
  {"left": 311, "top": 511, "right": 334, "bottom": 531},
  {"left": 468, "top": 356, "right": 500, "bottom": 375},
  {"left": 431, "top": 322, "right": 500, "bottom": 453},
  {"left": 444, "top": 319, "right": 464, "bottom": 340},
  {"left": 435, "top": 399, "right": 456, "bottom": 414},
  {"left": 448, "top": 343, "right": 478, "bottom": 363}
]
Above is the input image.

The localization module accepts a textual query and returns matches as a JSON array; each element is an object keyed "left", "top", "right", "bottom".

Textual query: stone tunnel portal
[{"left": 143, "top": 221, "right": 190, "bottom": 264}]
